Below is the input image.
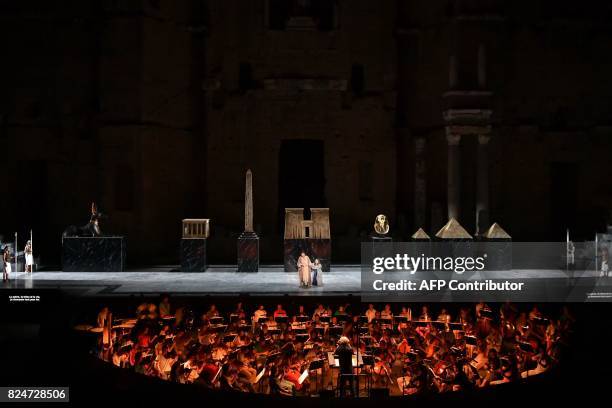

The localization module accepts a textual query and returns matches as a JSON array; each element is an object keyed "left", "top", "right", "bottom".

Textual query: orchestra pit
[{"left": 72, "top": 296, "right": 574, "bottom": 401}]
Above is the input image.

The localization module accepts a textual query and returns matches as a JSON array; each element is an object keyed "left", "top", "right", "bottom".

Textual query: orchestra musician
[{"left": 3, "top": 246, "right": 12, "bottom": 282}]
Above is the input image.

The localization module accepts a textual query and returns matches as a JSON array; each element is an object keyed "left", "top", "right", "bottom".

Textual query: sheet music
[
  {"left": 298, "top": 369, "right": 308, "bottom": 385},
  {"left": 254, "top": 368, "right": 266, "bottom": 383}
]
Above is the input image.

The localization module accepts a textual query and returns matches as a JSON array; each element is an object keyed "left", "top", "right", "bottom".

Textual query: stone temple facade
[{"left": 1, "top": 0, "right": 612, "bottom": 264}]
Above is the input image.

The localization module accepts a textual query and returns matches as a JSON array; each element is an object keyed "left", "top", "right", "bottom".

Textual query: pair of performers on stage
[
  {"left": 297, "top": 252, "right": 323, "bottom": 288},
  {"left": 2, "top": 240, "right": 33, "bottom": 282}
]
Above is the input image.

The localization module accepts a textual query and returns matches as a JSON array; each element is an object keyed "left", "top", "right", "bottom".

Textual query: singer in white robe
[
  {"left": 25, "top": 240, "right": 34, "bottom": 272},
  {"left": 297, "top": 252, "right": 312, "bottom": 287}
]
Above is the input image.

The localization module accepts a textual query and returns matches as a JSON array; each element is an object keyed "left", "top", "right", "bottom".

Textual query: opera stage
[
  {"left": 2, "top": 265, "right": 603, "bottom": 297},
  {"left": 4, "top": 265, "right": 361, "bottom": 296}
]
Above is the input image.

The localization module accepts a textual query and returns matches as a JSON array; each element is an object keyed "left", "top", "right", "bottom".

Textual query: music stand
[
  {"left": 297, "top": 315, "right": 310, "bottom": 323},
  {"left": 336, "top": 314, "right": 350, "bottom": 323},
  {"left": 309, "top": 359, "right": 325, "bottom": 395},
  {"left": 210, "top": 316, "right": 224, "bottom": 325},
  {"left": 222, "top": 334, "right": 237, "bottom": 344},
  {"left": 431, "top": 321, "right": 447, "bottom": 330},
  {"left": 518, "top": 341, "right": 535, "bottom": 353},
  {"left": 267, "top": 328, "right": 281, "bottom": 337},
  {"left": 532, "top": 316, "right": 550, "bottom": 326},
  {"left": 361, "top": 354, "right": 375, "bottom": 393},
  {"left": 448, "top": 322, "right": 463, "bottom": 331},
  {"left": 329, "top": 326, "right": 344, "bottom": 338},
  {"left": 293, "top": 327, "right": 308, "bottom": 334},
  {"left": 480, "top": 309, "right": 494, "bottom": 320},
  {"left": 465, "top": 335, "right": 478, "bottom": 346},
  {"left": 265, "top": 352, "right": 282, "bottom": 365},
  {"left": 320, "top": 315, "right": 331, "bottom": 324},
  {"left": 275, "top": 315, "right": 289, "bottom": 324},
  {"left": 210, "top": 325, "right": 227, "bottom": 333}
]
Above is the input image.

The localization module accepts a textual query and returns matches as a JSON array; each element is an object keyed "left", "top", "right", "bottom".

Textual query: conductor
[{"left": 335, "top": 336, "right": 355, "bottom": 397}]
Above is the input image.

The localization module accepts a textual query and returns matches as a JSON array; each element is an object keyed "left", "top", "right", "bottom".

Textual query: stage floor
[
  {"left": 3, "top": 265, "right": 362, "bottom": 296},
  {"left": 0, "top": 265, "right": 605, "bottom": 297}
]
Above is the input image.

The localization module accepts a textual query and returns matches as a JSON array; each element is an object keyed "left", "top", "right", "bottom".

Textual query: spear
[
  {"left": 14, "top": 232, "right": 17, "bottom": 273},
  {"left": 30, "top": 229, "right": 33, "bottom": 272}
]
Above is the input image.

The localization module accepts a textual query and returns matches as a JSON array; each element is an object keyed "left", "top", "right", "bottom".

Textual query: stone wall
[{"left": 203, "top": 0, "right": 397, "bottom": 262}]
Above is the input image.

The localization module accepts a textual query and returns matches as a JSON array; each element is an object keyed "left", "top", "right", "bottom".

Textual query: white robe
[{"left": 297, "top": 255, "right": 312, "bottom": 287}]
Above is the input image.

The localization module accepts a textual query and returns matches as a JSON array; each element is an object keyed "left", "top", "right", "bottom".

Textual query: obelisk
[
  {"left": 237, "top": 169, "right": 259, "bottom": 272},
  {"left": 244, "top": 169, "right": 253, "bottom": 232}
]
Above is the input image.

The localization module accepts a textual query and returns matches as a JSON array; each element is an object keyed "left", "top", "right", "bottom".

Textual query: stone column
[
  {"left": 476, "top": 134, "right": 490, "bottom": 235},
  {"left": 414, "top": 137, "right": 427, "bottom": 228},
  {"left": 446, "top": 132, "right": 461, "bottom": 220}
]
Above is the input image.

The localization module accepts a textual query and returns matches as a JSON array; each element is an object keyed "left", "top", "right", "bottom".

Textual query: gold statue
[{"left": 374, "top": 214, "right": 389, "bottom": 235}]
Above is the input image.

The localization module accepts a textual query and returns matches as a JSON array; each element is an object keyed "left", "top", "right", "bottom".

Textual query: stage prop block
[
  {"left": 180, "top": 219, "right": 210, "bottom": 272},
  {"left": 237, "top": 169, "right": 259, "bottom": 272},
  {"left": 180, "top": 239, "right": 207, "bottom": 272},
  {"left": 238, "top": 231, "right": 259, "bottom": 272},
  {"left": 62, "top": 236, "right": 126, "bottom": 272},
  {"left": 284, "top": 208, "right": 331, "bottom": 272},
  {"left": 182, "top": 218, "right": 209, "bottom": 239},
  {"left": 479, "top": 222, "right": 512, "bottom": 271}
]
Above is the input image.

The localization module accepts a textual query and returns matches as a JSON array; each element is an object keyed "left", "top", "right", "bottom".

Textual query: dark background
[
  {"left": 2, "top": 2, "right": 612, "bottom": 403},
  {"left": 2, "top": 0, "right": 612, "bottom": 266}
]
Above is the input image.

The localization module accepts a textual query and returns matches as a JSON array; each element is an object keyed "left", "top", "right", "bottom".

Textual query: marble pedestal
[
  {"left": 237, "top": 232, "right": 259, "bottom": 272},
  {"left": 180, "top": 238, "right": 207, "bottom": 272},
  {"left": 370, "top": 234, "right": 392, "bottom": 243},
  {"left": 369, "top": 234, "right": 393, "bottom": 260},
  {"left": 284, "top": 239, "right": 331, "bottom": 272},
  {"left": 478, "top": 240, "right": 512, "bottom": 271},
  {"left": 62, "top": 236, "right": 126, "bottom": 272}
]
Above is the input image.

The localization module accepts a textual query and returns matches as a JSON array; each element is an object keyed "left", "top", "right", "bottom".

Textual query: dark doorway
[
  {"left": 278, "top": 140, "right": 326, "bottom": 230},
  {"left": 550, "top": 162, "right": 578, "bottom": 240}
]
